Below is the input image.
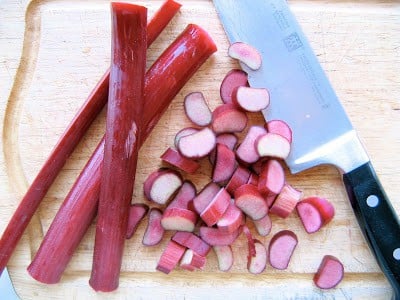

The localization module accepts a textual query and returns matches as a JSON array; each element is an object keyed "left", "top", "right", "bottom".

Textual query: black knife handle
[{"left": 343, "top": 162, "right": 400, "bottom": 298}]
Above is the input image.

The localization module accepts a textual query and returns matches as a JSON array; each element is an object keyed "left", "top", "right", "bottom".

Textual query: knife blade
[
  {"left": 214, "top": 0, "right": 400, "bottom": 296},
  {"left": 0, "top": 268, "right": 20, "bottom": 300}
]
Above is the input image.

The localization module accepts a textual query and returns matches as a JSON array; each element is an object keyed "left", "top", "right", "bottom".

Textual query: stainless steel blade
[
  {"left": 213, "top": 0, "right": 369, "bottom": 174},
  {"left": 0, "top": 268, "right": 20, "bottom": 300}
]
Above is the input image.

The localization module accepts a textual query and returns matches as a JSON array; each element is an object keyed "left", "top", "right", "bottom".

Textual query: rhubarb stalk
[
  {"left": 27, "top": 24, "right": 217, "bottom": 283},
  {"left": 89, "top": 3, "right": 147, "bottom": 292},
  {"left": 0, "top": 0, "right": 182, "bottom": 275}
]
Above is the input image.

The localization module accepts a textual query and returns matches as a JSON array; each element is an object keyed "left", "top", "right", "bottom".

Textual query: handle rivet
[
  {"left": 393, "top": 248, "right": 400, "bottom": 261},
  {"left": 366, "top": 195, "right": 379, "bottom": 207}
]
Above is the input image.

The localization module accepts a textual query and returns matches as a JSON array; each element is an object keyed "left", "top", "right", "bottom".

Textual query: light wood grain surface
[{"left": 0, "top": 0, "right": 399, "bottom": 299}]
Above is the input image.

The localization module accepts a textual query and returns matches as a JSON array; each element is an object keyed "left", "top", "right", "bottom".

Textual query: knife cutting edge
[
  {"left": 213, "top": 0, "right": 400, "bottom": 297},
  {"left": 0, "top": 268, "right": 20, "bottom": 300}
]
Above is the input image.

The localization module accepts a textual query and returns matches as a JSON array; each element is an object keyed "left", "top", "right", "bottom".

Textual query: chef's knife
[
  {"left": 214, "top": 0, "right": 400, "bottom": 297},
  {"left": 0, "top": 268, "right": 20, "bottom": 300}
]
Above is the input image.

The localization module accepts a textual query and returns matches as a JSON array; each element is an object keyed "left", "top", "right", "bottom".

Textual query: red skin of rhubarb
[
  {"left": 89, "top": 3, "right": 148, "bottom": 292},
  {"left": 142, "top": 208, "right": 165, "bottom": 246},
  {"left": 180, "top": 250, "right": 206, "bottom": 271},
  {"left": 235, "top": 184, "right": 269, "bottom": 221},
  {"left": 241, "top": 225, "right": 256, "bottom": 258},
  {"left": 193, "top": 182, "right": 221, "bottom": 215},
  {"left": 217, "top": 201, "right": 244, "bottom": 233},
  {"left": 247, "top": 240, "right": 267, "bottom": 274},
  {"left": 172, "top": 231, "right": 211, "bottom": 256},
  {"left": 0, "top": 0, "right": 182, "bottom": 276},
  {"left": 166, "top": 180, "right": 197, "bottom": 211},
  {"left": 209, "top": 133, "right": 238, "bottom": 165},
  {"left": 269, "top": 184, "right": 302, "bottom": 218},
  {"left": 161, "top": 147, "right": 200, "bottom": 174},
  {"left": 247, "top": 172, "right": 259, "bottom": 186},
  {"left": 156, "top": 240, "right": 186, "bottom": 274},
  {"left": 265, "top": 119, "right": 292, "bottom": 143},
  {"left": 220, "top": 69, "right": 249, "bottom": 105},
  {"left": 126, "top": 204, "right": 149, "bottom": 239},
  {"left": 200, "top": 188, "right": 231, "bottom": 227},
  {"left": 268, "top": 230, "right": 298, "bottom": 270},
  {"left": 161, "top": 207, "right": 197, "bottom": 232},
  {"left": 313, "top": 255, "right": 344, "bottom": 289},
  {"left": 199, "top": 226, "right": 240, "bottom": 246},
  {"left": 27, "top": 24, "right": 217, "bottom": 284},
  {"left": 258, "top": 159, "right": 285, "bottom": 196},
  {"left": 225, "top": 165, "right": 251, "bottom": 196},
  {"left": 212, "top": 143, "right": 237, "bottom": 185}
]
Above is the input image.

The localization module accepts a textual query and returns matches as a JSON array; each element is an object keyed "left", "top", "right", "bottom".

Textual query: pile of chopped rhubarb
[{"left": 0, "top": 0, "right": 344, "bottom": 293}]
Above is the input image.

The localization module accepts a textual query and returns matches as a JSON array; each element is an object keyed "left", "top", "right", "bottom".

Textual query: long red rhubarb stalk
[
  {"left": 27, "top": 24, "right": 217, "bottom": 284},
  {"left": 89, "top": 3, "right": 148, "bottom": 292},
  {"left": 0, "top": 0, "right": 182, "bottom": 275}
]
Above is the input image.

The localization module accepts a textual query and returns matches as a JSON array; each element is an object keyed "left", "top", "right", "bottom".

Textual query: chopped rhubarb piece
[
  {"left": 248, "top": 240, "right": 267, "bottom": 274},
  {"left": 142, "top": 208, "right": 165, "bottom": 246},
  {"left": 256, "top": 133, "right": 291, "bottom": 160},
  {"left": 212, "top": 143, "right": 237, "bottom": 185},
  {"left": 241, "top": 225, "right": 256, "bottom": 257},
  {"left": 296, "top": 197, "right": 335, "bottom": 233},
  {"left": 180, "top": 249, "right": 207, "bottom": 271},
  {"left": 236, "top": 126, "right": 267, "bottom": 164},
  {"left": 258, "top": 159, "right": 285, "bottom": 196},
  {"left": 232, "top": 86, "right": 270, "bottom": 112},
  {"left": 161, "top": 147, "right": 200, "bottom": 174},
  {"left": 213, "top": 245, "right": 234, "bottom": 272},
  {"left": 172, "top": 231, "right": 211, "bottom": 256},
  {"left": 253, "top": 214, "right": 272, "bottom": 237},
  {"left": 156, "top": 240, "right": 186, "bottom": 274},
  {"left": 266, "top": 193, "right": 277, "bottom": 208},
  {"left": 126, "top": 204, "right": 149, "bottom": 239},
  {"left": 235, "top": 184, "right": 268, "bottom": 220},
  {"left": 220, "top": 69, "right": 249, "bottom": 105},
  {"left": 199, "top": 226, "right": 240, "bottom": 246},
  {"left": 250, "top": 158, "right": 267, "bottom": 175},
  {"left": 184, "top": 92, "right": 212, "bottom": 126},
  {"left": 225, "top": 166, "right": 251, "bottom": 196},
  {"left": 268, "top": 230, "right": 298, "bottom": 270},
  {"left": 177, "top": 127, "right": 216, "bottom": 159},
  {"left": 193, "top": 182, "right": 220, "bottom": 215},
  {"left": 216, "top": 133, "right": 239, "bottom": 150},
  {"left": 200, "top": 188, "right": 231, "bottom": 227},
  {"left": 228, "top": 42, "right": 262, "bottom": 70},
  {"left": 313, "top": 255, "right": 344, "bottom": 289},
  {"left": 174, "top": 127, "right": 199, "bottom": 148},
  {"left": 212, "top": 104, "right": 248, "bottom": 133},
  {"left": 269, "top": 184, "right": 302, "bottom": 218},
  {"left": 28, "top": 23, "right": 217, "bottom": 284},
  {"left": 144, "top": 168, "right": 183, "bottom": 205},
  {"left": 265, "top": 119, "right": 292, "bottom": 143},
  {"left": 166, "top": 181, "right": 197, "bottom": 212},
  {"left": 161, "top": 208, "right": 197, "bottom": 232},
  {"left": 217, "top": 201, "right": 244, "bottom": 233},
  {"left": 209, "top": 133, "right": 238, "bottom": 165},
  {"left": 89, "top": 3, "right": 147, "bottom": 292},
  {"left": 247, "top": 173, "right": 259, "bottom": 186}
]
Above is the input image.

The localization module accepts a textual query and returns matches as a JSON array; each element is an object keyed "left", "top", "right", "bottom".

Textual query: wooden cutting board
[{"left": 0, "top": 0, "right": 399, "bottom": 299}]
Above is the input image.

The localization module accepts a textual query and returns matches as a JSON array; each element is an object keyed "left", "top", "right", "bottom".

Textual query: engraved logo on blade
[{"left": 284, "top": 32, "right": 303, "bottom": 52}]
